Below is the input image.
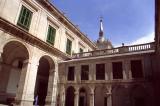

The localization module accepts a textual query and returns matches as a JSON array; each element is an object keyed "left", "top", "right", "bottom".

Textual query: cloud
[
  {"left": 130, "top": 32, "right": 154, "bottom": 45},
  {"left": 114, "top": 32, "right": 155, "bottom": 47}
]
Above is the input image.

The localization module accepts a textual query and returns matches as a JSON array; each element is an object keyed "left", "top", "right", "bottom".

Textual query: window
[
  {"left": 68, "top": 66, "right": 75, "bottom": 81},
  {"left": 66, "top": 39, "right": 72, "bottom": 55},
  {"left": 17, "top": 6, "right": 32, "bottom": 30},
  {"left": 131, "top": 60, "right": 143, "bottom": 78},
  {"left": 80, "top": 48, "right": 83, "bottom": 53},
  {"left": 96, "top": 64, "right": 105, "bottom": 80},
  {"left": 112, "top": 62, "right": 123, "bottom": 79},
  {"left": 47, "top": 25, "right": 56, "bottom": 45},
  {"left": 81, "top": 65, "right": 89, "bottom": 80}
]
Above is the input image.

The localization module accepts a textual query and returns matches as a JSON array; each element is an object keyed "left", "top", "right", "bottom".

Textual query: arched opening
[
  {"left": 94, "top": 86, "right": 106, "bottom": 106},
  {"left": 79, "top": 88, "right": 87, "bottom": 106},
  {"left": 65, "top": 86, "right": 75, "bottom": 106},
  {"left": 34, "top": 56, "right": 54, "bottom": 105},
  {"left": 0, "top": 41, "right": 29, "bottom": 105},
  {"left": 131, "top": 86, "right": 152, "bottom": 106},
  {"left": 112, "top": 86, "right": 129, "bottom": 106}
]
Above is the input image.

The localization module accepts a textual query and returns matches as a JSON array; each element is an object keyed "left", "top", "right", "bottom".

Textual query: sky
[{"left": 51, "top": 0, "right": 155, "bottom": 47}]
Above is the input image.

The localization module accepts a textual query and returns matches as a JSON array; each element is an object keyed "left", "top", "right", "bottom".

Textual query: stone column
[
  {"left": 106, "top": 86, "right": 112, "bottom": 106},
  {"left": 74, "top": 87, "right": 79, "bottom": 106},
  {"left": 45, "top": 68, "right": 56, "bottom": 106},
  {"left": 107, "top": 94, "right": 112, "bottom": 106},
  {"left": 15, "top": 59, "right": 39, "bottom": 106},
  {"left": 90, "top": 86, "right": 95, "bottom": 106}
]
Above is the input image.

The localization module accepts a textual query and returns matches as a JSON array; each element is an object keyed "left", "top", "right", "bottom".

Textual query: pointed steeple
[
  {"left": 99, "top": 17, "right": 104, "bottom": 37},
  {"left": 98, "top": 17, "right": 105, "bottom": 42}
]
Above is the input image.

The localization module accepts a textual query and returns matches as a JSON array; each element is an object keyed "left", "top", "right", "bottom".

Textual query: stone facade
[{"left": 0, "top": 0, "right": 159, "bottom": 106}]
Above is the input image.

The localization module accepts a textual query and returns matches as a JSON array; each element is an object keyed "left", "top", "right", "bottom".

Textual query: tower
[{"left": 96, "top": 17, "right": 113, "bottom": 50}]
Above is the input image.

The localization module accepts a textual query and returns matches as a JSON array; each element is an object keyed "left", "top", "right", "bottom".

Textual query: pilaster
[
  {"left": 45, "top": 68, "right": 56, "bottom": 106},
  {"left": 89, "top": 64, "right": 95, "bottom": 81},
  {"left": 124, "top": 59, "right": 132, "bottom": 79},
  {"left": 122, "top": 60, "right": 127, "bottom": 80},
  {"left": 59, "top": 85, "right": 65, "bottom": 106},
  {"left": 107, "top": 62, "right": 113, "bottom": 80},
  {"left": 75, "top": 65, "right": 81, "bottom": 83},
  {"left": 15, "top": 59, "right": 39, "bottom": 106},
  {"left": 105, "top": 63, "right": 109, "bottom": 80}
]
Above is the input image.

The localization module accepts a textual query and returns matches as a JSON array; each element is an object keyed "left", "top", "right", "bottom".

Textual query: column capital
[{"left": 90, "top": 85, "right": 95, "bottom": 95}]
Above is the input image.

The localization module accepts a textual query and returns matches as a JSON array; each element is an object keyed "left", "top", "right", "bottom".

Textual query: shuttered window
[
  {"left": 47, "top": 25, "right": 56, "bottom": 45},
  {"left": 66, "top": 39, "right": 72, "bottom": 55},
  {"left": 17, "top": 6, "right": 32, "bottom": 30}
]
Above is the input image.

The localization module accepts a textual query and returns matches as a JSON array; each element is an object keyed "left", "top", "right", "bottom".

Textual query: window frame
[
  {"left": 67, "top": 66, "right": 75, "bottom": 81},
  {"left": 46, "top": 25, "right": 56, "bottom": 45},
  {"left": 81, "top": 65, "right": 89, "bottom": 80},
  {"left": 66, "top": 38, "right": 72, "bottom": 55},
  {"left": 17, "top": 5, "right": 33, "bottom": 31},
  {"left": 96, "top": 63, "right": 105, "bottom": 80}
]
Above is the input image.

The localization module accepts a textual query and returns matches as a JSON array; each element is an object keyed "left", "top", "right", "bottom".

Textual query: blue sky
[{"left": 51, "top": 0, "right": 154, "bottom": 46}]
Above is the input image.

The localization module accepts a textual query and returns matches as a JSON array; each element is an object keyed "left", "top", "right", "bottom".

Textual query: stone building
[{"left": 0, "top": 0, "right": 159, "bottom": 106}]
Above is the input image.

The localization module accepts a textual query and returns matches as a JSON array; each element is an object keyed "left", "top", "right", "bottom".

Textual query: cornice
[{"left": 0, "top": 17, "right": 71, "bottom": 60}]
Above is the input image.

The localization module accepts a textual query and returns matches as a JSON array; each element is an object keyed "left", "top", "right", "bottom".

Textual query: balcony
[{"left": 72, "top": 42, "right": 155, "bottom": 59}]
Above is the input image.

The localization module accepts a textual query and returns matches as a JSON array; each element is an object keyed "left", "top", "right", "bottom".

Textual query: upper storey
[{"left": 0, "top": 0, "right": 96, "bottom": 56}]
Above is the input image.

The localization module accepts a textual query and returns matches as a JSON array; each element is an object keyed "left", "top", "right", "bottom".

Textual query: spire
[
  {"left": 98, "top": 17, "right": 105, "bottom": 42},
  {"left": 99, "top": 17, "right": 104, "bottom": 37}
]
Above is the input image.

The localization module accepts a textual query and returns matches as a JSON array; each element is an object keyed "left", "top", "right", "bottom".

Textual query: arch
[
  {"left": 65, "top": 86, "right": 75, "bottom": 106},
  {"left": 0, "top": 41, "right": 30, "bottom": 105},
  {"left": 79, "top": 87, "right": 88, "bottom": 106},
  {"left": 34, "top": 55, "right": 56, "bottom": 105},
  {"left": 0, "top": 39, "right": 31, "bottom": 59},
  {"left": 130, "top": 85, "right": 152, "bottom": 106},
  {"left": 94, "top": 86, "right": 107, "bottom": 106},
  {"left": 112, "top": 85, "right": 129, "bottom": 106}
]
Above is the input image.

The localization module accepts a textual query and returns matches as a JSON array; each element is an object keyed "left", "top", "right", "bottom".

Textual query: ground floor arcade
[{"left": 0, "top": 33, "right": 59, "bottom": 106}]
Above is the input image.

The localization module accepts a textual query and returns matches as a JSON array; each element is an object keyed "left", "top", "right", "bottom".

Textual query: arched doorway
[
  {"left": 95, "top": 86, "right": 106, "bottom": 106},
  {"left": 131, "top": 86, "right": 152, "bottom": 106},
  {"left": 79, "top": 88, "right": 87, "bottom": 106},
  {"left": 34, "top": 56, "right": 55, "bottom": 105},
  {"left": 0, "top": 41, "right": 29, "bottom": 105},
  {"left": 65, "top": 86, "right": 75, "bottom": 106}
]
